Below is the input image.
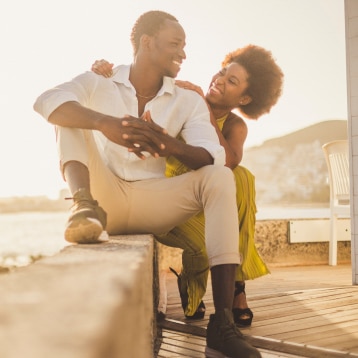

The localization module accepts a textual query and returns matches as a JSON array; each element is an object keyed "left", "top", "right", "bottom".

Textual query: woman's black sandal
[
  {"left": 232, "top": 281, "right": 254, "bottom": 327},
  {"left": 169, "top": 267, "right": 206, "bottom": 320}
]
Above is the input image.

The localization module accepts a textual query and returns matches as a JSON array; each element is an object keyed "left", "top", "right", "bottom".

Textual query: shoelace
[
  {"left": 219, "top": 322, "right": 244, "bottom": 340},
  {"left": 65, "top": 196, "right": 98, "bottom": 207}
]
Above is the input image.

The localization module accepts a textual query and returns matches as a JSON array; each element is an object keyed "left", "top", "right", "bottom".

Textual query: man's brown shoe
[
  {"left": 65, "top": 188, "right": 107, "bottom": 244},
  {"left": 205, "top": 309, "right": 261, "bottom": 358}
]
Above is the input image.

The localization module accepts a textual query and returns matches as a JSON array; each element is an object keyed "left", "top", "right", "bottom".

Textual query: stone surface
[
  {"left": 255, "top": 220, "right": 351, "bottom": 266},
  {"left": 0, "top": 235, "right": 155, "bottom": 358},
  {"left": 158, "top": 220, "right": 352, "bottom": 273}
]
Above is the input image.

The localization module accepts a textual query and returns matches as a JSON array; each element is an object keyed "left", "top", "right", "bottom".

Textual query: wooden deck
[{"left": 157, "top": 264, "right": 358, "bottom": 357}]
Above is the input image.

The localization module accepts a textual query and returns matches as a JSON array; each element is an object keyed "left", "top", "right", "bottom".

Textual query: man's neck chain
[{"left": 136, "top": 92, "right": 156, "bottom": 99}]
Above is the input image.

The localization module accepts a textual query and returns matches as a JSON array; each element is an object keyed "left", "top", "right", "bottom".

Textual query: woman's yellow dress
[{"left": 156, "top": 115, "right": 270, "bottom": 316}]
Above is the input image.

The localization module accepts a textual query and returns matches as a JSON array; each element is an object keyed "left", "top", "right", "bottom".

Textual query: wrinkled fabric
[{"left": 34, "top": 65, "right": 225, "bottom": 181}]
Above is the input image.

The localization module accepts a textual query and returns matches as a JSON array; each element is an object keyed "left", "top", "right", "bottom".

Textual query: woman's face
[{"left": 206, "top": 62, "right": 250, "bottom": 110}]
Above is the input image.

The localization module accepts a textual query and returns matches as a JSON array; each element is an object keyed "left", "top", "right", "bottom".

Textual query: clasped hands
[{"left": 99, "top": 111, "right": 170, "bottom": 160}]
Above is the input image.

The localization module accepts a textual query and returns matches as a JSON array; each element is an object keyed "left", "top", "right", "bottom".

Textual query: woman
[{"left": 91, "top": 45, "right": 284, "bottom": 326}]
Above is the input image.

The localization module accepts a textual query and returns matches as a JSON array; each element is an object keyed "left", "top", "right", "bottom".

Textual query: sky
[{"left": 0, "top": 0, "right": 347, "bottom": 199}]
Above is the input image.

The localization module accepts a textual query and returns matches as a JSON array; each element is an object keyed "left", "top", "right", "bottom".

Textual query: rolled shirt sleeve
[
  {"left": 179, "top": 92, "right": 226, "bottom": 166},
  {"left": 33, "top": 72, "right": 101, "bottom": 120}
]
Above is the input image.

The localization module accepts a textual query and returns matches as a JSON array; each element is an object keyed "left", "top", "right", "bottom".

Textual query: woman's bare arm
[{"left": 175, "top": 80, "right": 246, "bottom": 169}]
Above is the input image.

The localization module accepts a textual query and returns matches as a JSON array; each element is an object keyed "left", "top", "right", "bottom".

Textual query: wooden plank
[
  {"left": 159, "top": 319, "right": 206, "bottom": 337},
  {"left": 250, "top": 309, "right": 358, "bottom": 337},
  {"left": 157, "top": 329, "right": 205, "bottom": 358},
  {"left": 276, "top": 320, "right": 358, "bottom": 341},
  {"left": 161, "top": 265, "right": 358, "bottom": 357},
  {"left": 159, "top": 321, "right": 356, "bottom": 358}
]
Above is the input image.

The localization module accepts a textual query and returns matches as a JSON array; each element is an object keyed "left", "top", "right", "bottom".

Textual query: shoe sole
[
  {"left": 206, "top": 346, "right": 261, "bottom": 358},
  {"left": 205, "top": 347, "right": 227, "bottom": 358},
  {"left": 65, "top": 217, "right": 106, "bottom": 244}
]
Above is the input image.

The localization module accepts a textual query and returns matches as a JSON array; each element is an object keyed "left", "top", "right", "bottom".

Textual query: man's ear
[{"left": 139, "top": 34, "right": 152, "bottom": 52}]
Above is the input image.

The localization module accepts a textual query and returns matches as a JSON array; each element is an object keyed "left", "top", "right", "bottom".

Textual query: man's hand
[
  {"left": 98, "top": 112, "right": 169, "bottom": 159},
  {"left": 122, "top": 111, "right": 214, "bottom": 169}
]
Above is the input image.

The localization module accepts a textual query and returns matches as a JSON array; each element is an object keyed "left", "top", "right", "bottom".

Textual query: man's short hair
[{"left": 130, "top": 10, "right": 178, "bottom": 55}]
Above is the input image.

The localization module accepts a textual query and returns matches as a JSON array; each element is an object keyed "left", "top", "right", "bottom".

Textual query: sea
[
  {"left": 0, "top": 211, "right": 68, "bottom": 269},
  {"left": 0, "top": 206, "right": 330, "bottom": 270}
]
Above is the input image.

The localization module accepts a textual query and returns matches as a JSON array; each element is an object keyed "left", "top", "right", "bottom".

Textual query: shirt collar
[{"left": 111, "top": 65, "right": 175, "bottom": 96}]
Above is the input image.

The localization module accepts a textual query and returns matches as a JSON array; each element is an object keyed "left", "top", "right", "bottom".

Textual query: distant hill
[
  {"left": 0, "top": 196, "right": 70, "bottom": 213},
  {"left": 250, "top": 119, "right": 348, "bottom": 150},
  {"left": 241, "top": 119, "right": 348, "bottom": 206}
]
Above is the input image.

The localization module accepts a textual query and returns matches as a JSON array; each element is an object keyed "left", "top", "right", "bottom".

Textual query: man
[{"left": 34, "top": 10, "right": 261, "bottom": 358}]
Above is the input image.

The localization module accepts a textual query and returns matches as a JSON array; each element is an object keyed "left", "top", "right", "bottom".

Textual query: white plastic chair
[{"left": 322, "top": 140, "right": 350, "bottom": 265}]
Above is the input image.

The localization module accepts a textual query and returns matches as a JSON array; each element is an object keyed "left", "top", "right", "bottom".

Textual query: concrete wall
[
  {"left": 345, "top": 0, "right": 358, "bottom": 284},
  {"left": 0, "top": 235, "right": 157, "bottom": 358}
]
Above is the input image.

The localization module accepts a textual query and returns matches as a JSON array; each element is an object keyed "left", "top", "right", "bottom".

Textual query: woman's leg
[
  {"left": 234, "top": 166, "right": 270, "bottom": 282},
  {"left": 157, "top": 212, "right": 209, "bottom": 317},
  {"left": 159, "top": 166, "right": 270, "bottom": 319},
  {"left": 232, "top": 166, "right": 270, "bottom": 325}
]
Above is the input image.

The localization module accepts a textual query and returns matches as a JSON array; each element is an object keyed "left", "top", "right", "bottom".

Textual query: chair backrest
[{"left": 322, "top": 140, "right": 350, "bottom": 204}]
